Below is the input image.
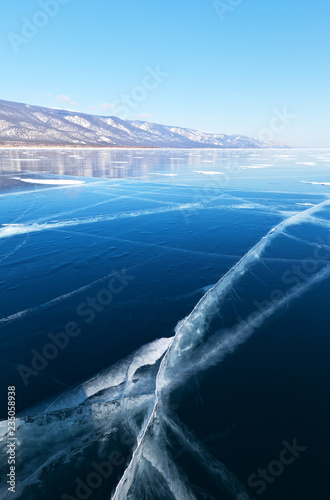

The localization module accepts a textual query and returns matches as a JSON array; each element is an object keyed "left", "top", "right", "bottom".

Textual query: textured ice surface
[{"left": 1, "top": 149, "right": 330, "bottom": 499}]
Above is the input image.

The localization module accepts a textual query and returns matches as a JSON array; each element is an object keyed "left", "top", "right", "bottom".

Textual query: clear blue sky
[{"left": 1, "top": 0, "right": 329, "bottom": 147}]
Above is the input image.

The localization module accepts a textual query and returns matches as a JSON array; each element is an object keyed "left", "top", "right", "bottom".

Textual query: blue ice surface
[
  {"left": 1, "top": 148, "right": 330, "bottom": 500},
  {"left": 0, "top": 149, "right": 329, "bottom": 403}
]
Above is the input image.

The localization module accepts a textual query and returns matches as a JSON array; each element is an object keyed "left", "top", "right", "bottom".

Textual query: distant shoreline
[
  {"left": 0, "top": 143, "right": 161, "bottom": 149},
  {"left": 0, "top": 144, "right": 295, "bottom": 150}
]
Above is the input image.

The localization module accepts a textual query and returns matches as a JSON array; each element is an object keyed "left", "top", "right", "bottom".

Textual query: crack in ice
[{"left": 112, "top": 198, "right": 330, "bottom": 500}]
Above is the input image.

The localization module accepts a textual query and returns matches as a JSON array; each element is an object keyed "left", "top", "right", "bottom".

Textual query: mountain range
[{"left": 0, "top": 99, "right": 285, "bottom": 148}]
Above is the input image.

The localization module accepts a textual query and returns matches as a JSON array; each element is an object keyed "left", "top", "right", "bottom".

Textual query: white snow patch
[
  {"left": 12, "top": 177, "right": 85, "bottom": 186},
  {"left": 301, "top": 181, "right": 330, "bottom": 186},
  {"left": 241, "top": 164, "right": 273, "bottom": 169},
  {"left": 193, "top": 170, "right": 224, "bottom": 175},
  {"left": 150, "top": 173, "right": 178, "bottom": 177}
]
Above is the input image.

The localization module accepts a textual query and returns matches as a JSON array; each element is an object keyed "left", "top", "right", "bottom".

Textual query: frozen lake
[{"left": 1, "top": 148, "right": 330, "bottom": 500}]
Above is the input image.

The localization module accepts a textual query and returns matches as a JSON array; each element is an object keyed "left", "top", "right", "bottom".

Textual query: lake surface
[{"left": 0, "top": 148, "right": 330, "bottom": 500}]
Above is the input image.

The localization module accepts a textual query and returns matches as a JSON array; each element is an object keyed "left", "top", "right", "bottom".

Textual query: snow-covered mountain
[{"left": 0, "top": 99, "right": 284, "bottom": 148}]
